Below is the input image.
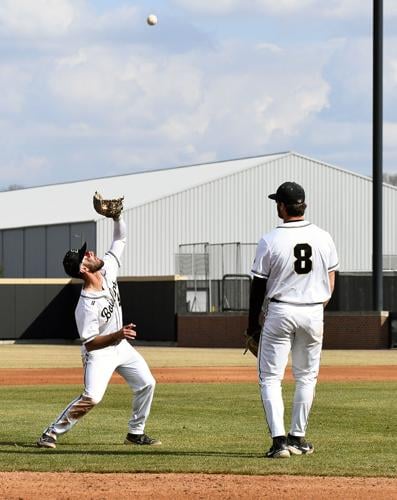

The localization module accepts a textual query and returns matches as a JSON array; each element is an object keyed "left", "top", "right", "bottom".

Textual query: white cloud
[
  {"left": 172, "top": 0, "right": 314, "bottom": 15},
  {"left": 0, "top": 155, "right": 50, "bottom": 185},
  {"left": 384, "top": 122, "right": 397, "bottom": 149},
  {"left": 327, "top": 37, "right": 372, "bottom": 96},
  {"left": 0, "top": 0, "right": 393, "bottom": 187},
  {"left": 389, "top": 59, "right": 397, "bottom": 87},
  {"left": 254, "top": 0, "right": 315, "bottom": 15},
  {"left": 305, "top": 120, "right": 369, "bottom": 148},
  {"left": 382, "top": 122, "right": 397, "bottom": 174},
  {"left": 50, "top": 47, "right": 204, "bottom": 118},
  {"left": 50, "top": 48, "right": 123, "bottom": 106},
  {"left": 58, "top": 49, "right": 87, "bottom": 68},
  {"left": 93, "top": 5, "right": 139, "bottom": 32},
  {"left": 0, "top": 65, "right": 31, "bottom": 113},
  {"left": 0, "top": 0, "right": 77, "bottom": 37},
  {"left": 386, "top": 0, "right": 397, "bottom": 17},
  {"left": 320, "top": 0, "right": 366, "bottom": 19},
  {"left": 255, "top": 43, "right": 283, "bottom": 53},
  {"left": 171, "top": 0, "right": 239, "bottom": 15},
  {"left": 172, "top": 0, "right": 387, "bottom": 18},
  {"left": 110, "top": 145, "right": 217, "bottom": 173},
  {"left": 40, "top": 35, "right": 332, "bottom": 177},
  {"left": 160, "top": 108, "right": 210, "bottom": 142}
]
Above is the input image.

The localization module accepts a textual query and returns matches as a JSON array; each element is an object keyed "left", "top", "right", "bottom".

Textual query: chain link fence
[{"left": 175, "top": 242, "right": 257, "bottom": 313}]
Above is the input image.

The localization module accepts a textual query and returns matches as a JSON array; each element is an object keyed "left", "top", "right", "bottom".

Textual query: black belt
[{"left": 270, "top": 298, "right": 323, "bottom": 305}]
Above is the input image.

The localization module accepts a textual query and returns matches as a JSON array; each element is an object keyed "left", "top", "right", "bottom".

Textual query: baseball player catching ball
[
  {"left": 37, "top": 194, "right": 160, "bottom": 449},
  {"left": 247, "top": 181, "right": 338, "bottom": 458}
]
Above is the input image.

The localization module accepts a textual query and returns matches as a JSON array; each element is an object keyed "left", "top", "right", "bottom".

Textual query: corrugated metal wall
[
  {"left": 0, "top": 221, "right": 96, "bottom": 278},
  {"left": 2, "top": 153, "right": 394, "bottom": 278},
  {"left": 96, "top": 153, "right": 397, "bottom": 275}
]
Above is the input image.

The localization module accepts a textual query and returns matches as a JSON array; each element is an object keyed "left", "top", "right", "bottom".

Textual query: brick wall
[
  {"left": 323, "top": 312, "right": 390, "bottom": 349},
  {"left": 177, "top": 312, "right": 391, "bottom": 349},
  {"left": 177, "top": 313, "right": 248, "bottom": 348}
]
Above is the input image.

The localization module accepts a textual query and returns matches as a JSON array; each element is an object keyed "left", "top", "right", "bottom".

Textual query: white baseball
[{"left": 147, "top": 14, "right": 158, "bottom": 26}]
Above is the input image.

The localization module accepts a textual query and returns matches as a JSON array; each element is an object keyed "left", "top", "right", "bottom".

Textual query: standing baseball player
[
  {"left": 247, "top": 181, "right": 338, "bottom": 458},
  {"left": 37, "top": 195, "right": 160, "bottom": 449}
]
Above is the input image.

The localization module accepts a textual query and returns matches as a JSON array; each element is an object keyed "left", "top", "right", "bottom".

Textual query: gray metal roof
[{"left": 0, "top": 152, "right": 287, "bottom": 229}]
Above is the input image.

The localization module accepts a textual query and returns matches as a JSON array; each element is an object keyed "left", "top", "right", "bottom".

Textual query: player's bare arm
[{"left": 85, "top": 323, "right": 137, "bottom": 352}]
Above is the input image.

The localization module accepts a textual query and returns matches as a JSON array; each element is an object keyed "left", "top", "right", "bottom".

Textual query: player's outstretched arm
[
  {"left": 108, "top": 216, "right": 127, "bottom": 263},
  {"left": 113, "top": 216, "right": 127, "bottom": 242},
  {"left": 85, "top": 323, "right": 136, "bottom": 352}
]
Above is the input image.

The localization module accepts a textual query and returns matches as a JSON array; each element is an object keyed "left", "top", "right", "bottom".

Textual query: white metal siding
[
  {"left": 384, "top": 184, "right": 397, "bottom": 259},
  {"left": 96, "top": 152, "right": 397, "bottom": 275}
]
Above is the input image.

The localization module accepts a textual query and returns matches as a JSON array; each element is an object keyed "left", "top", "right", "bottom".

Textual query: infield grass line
[{"left": 0, "top": 345, "right": 396, "bottom": 368}]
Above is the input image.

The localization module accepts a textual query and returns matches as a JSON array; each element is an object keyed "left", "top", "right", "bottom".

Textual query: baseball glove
[
  {"left": 93, "top": 191, "right": 124, "bottom": 220},
  {"left": 243, "top": 327, "right": 261, "bottom": 358}
]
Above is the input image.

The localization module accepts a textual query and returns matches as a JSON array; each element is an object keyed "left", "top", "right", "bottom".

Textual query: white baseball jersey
[
  {"left": 251, "top": 220, "right": 339, "bottom": 304},
  {"left": 41, "top": 217, "right": 157, "bottom": 441},
  {"left": 75, "top": 221, "right": 126, "bottom": 347}
]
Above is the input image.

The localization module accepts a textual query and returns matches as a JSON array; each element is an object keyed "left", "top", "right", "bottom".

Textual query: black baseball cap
[
  {"left": 268, "top": 181, "right": 305, "bottom": 204},
  {"left": 63, "top": 242, "right": 87, "bottom": 279}
]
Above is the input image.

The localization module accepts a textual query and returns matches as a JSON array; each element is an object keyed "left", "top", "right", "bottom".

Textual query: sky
[{"left": 0, "top": 0, "right": 396, "bottom": 190}]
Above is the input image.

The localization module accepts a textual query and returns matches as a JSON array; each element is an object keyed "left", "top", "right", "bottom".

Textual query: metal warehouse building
[
  {"left": 1, "top": 151, "right": 397, "bottom": 346},
  {"left": 1, "top": 151, "right": 396, "bottom": 278}
]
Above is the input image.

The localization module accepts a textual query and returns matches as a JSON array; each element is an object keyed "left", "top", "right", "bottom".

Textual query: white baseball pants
[
  {"left": 44, "top": 340, "right": 156, "bottom": 438},
  {"left": 258, "top": 302, "right": 324, "bottom": 438}
]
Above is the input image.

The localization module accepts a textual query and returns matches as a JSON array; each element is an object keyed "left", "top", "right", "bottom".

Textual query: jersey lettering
[
  {"left": 100, "top": 281, "right": 121, "bottom": 322},
  {"left": 101, "top": 307, "right": 113, "bottom": 321},
  {"left": 294, "top": 243, "right": 312, "bottom": 274}
]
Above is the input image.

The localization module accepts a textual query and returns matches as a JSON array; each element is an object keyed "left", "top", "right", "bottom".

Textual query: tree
[
  {"left": 0, "top": 184, "right": 25, "bottom": 192},
  {"left": 383, "top": 173, "right": 397, "bottom": 187}
]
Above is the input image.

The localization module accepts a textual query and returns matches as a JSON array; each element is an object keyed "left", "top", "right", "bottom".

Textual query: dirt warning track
[{"left": 0, "top": 365, "right": 396, "bottom": 385}]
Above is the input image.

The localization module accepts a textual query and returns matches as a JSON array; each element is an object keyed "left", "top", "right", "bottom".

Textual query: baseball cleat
[
  {"left": 287, "top": 434, "right": 314, "bottom": 455},
  {"left": 37, "top": 434, "right": 56, "bottom": 449},
  {"left": 265, "top": 436, "right": 290, "bottom": 458},
  {"left": 124, "top": 433, "right": 162, "bottom": 446}
]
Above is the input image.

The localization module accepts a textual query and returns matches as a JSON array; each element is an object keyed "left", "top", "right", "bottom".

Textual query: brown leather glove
[
  {"left": 243, "top": 326, "right": 261, "bottom": 357},
  {"left": 93, "top": 191, "right": 124, "bottom": 220}
]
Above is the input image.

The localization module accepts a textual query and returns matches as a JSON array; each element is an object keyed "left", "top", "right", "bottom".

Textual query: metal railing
[{"left": 175, "top": 242, "right": 256, "bottom": 313}]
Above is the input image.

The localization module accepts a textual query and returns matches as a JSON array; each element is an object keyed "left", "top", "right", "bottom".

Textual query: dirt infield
[
  {"left": 0, "top": 365, "right": 396, "bottom": 385},
  {"left": 1, "top": 472, "right": 397, "bottom": 499},
  {"left": 1, "top": 365, "right": 397, "bottom": 498}
]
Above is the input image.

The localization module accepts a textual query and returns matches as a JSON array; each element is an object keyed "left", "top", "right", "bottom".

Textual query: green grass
[
  {"left": 1, "top": 344, "right": 396, "bottom": 368},
  {"left": 1, "top": 382, "right": 396, "bottom": 476}
]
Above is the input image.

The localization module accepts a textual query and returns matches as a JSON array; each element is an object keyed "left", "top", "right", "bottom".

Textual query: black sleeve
[{"left": 247, "top": 276, "right": 267, "bottom": 332}]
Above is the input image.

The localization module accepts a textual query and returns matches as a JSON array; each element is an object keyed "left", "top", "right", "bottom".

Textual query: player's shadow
[{"left": 0, "top": 442, "right": 262, "bottom": 459}]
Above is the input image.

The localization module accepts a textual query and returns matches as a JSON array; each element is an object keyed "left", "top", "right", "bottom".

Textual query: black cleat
[
  {"left": 265, "top": 436, "right": 290, "bottom": 458},
  {"left": 37, "top": 434, "right": 56, "bottom": 449},
  {"left": 124, "top": 433, "right": 162, "bottom": 446},
  {"left": 287, "top": 434, "right": 314, "bottom": 455}
]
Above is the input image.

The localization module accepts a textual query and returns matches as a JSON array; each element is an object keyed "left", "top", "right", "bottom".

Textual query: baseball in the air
[{"left": 147, "top": 14, "right": 158, "bottom": 26}]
